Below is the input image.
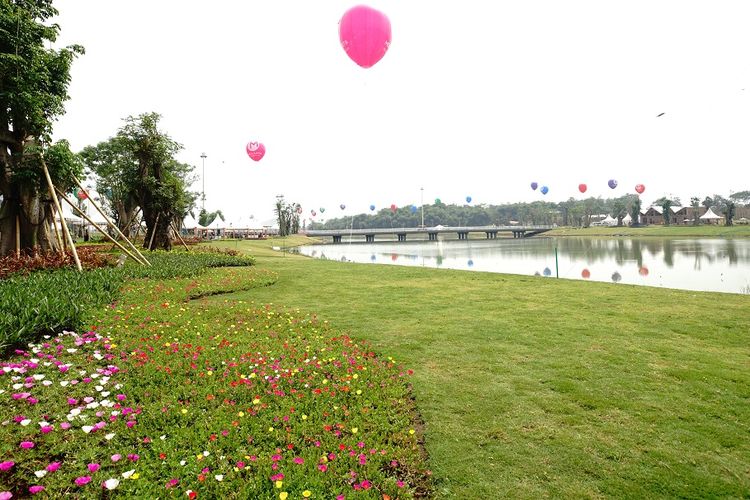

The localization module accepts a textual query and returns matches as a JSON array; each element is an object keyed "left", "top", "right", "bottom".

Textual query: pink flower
[
  {"left": 41, "top": 425, "right": 54, "bottom": 433},
  {"left": 75, "top": 476, "right": 92, "bottom": 486},
  {"left": 270, "top": 473, "right": 284, "bottom": 481},
  {"left": 60, "top": 422, "right": 71, "bottom": 430},
  {"left": 26, "top": 397, "right": 38, "bottom": 405},
  {"left": 20, "top": 441, "right": 35, "bottom": 449},
  {"left": 12, "top": 392, "right": 30, "bottom": 400},
  {"left": 46, "top": 462, "right": 61, "bottom": 472},
  {"left": 166, "top": 478, "right": 179, "bottom": 488},
  {"left": 235, "top": 461, "right": 245, "bottom": 469},
  {"left": 0, "top": 461, "right": 14, "bottom": 471},
  {"left": 318, "top": 464, "right": 328, "bottom": 472},
  {"left": 59, "top": 365, "right": 69, "bottom": 373},
  {"left": 127, "top": 454, "right": 139, "bottom": 462},
  {"left": 116, "top": 394, "right": 126, "bottom": 401},
  {"left": 126, "top": 421, "right": 136, "bottom": 428},
  {"left": 360, "top": 480, "right": 371, "bottom": 490},
  {"left": 0, "top": 492, "right": 12, "bottom": 500},
  {"left": 111, "top": 454, "right": 122, "bottom": 462},
  {"left": 88, "top": 463, "right": 101, "bottom": 473},
  {"left": 293, "top": 457, "right": 304, "bottom": 465},
  {"left": 68, "top": 398, "right": 78, "bottom": 405},
  {"left": 396, "top": 480, "right": 405, "bottom": 488},
  {"left": 336, "top": 496, "right": 345, "bottom": 500},
  {"left": 28, "top": 486, "right": 45, "bottom": 495}
]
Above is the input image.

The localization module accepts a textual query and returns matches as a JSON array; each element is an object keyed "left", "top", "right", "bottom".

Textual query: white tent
[
  {"left": 182, "top": 213, "right": 199, "bottom": 229},
  {"left": 602, "top": 215, "right": 618, "bottom": 226},
  {"left": 207, "top": 217, "right": 225, "bottom": 230},
  {"left": 700, "top": 207, "right": 723, "bottom": 223},
  {"left": 622, "top": 213, "right": 633, "bottom": 225}
]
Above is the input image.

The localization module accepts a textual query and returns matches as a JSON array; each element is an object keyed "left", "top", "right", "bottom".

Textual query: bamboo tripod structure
[{"left": 41, "top": 159, "right": 81, "bottom": 271}]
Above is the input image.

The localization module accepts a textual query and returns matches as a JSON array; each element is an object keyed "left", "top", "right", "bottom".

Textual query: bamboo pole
[
  {"left": 148, "top": 213, "right": 160, "bottom": 251},
  {"left": 41, "top": 160, "right": 81, "bottom": 271},
  {"left": 73, "top": 179, "right": 150, "bottom": 266},
  {"left": 170, "top": 221, "right": 190, "bottom": 251},
  {"left": 49, "top": 205, "right": 64, "bottom": 254},
  {"left": 56, "top": 188, "right": 144, "bottom": 265},
  {"left": 15, "top": 215, "right": 20, "bottom": 258}
]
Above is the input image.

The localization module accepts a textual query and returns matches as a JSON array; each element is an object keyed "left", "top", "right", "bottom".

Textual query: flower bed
[{"left": 0, "top": 266, "right": 431, "bottom": 498}]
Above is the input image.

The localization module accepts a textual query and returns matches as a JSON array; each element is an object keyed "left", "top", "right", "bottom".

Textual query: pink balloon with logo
[
  {"left": 246, "top": 141, "right": 266, "bottom": 162},
  {"left": 339, "top": 5, "right": 392, "bottom": 68}
]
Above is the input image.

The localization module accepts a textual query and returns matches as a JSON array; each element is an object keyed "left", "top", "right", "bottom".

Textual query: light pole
[
  {"left": 420, "top": 187, "right": 425, "bottom": 228},
  {"left": 200, "top": 152, "right": 207, "bottom": 211}
]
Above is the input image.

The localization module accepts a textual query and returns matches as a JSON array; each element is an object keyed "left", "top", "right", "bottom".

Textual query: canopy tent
[
  {"left": 206, "top": 217, "right": 225, "bottom": 230},
  {"left": 182, "top": 213, "right": 201, "bottom": 230},
  {"left": 700, "top": 207, "right": 723, "bottom": 224},
  {"left": 622, "top": 213, "right": 633, "bottom": 225},
  {"left": 601, "top": 215, "right": 618, "bottom": 226}
]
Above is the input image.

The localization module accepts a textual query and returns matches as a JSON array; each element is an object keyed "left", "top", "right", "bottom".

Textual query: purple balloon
[
  {"left": 608, "top": 179, "right": 618, "bottom": 189},
  {"left": 531, "top": 182, "right": 538, "bottom": 191}
]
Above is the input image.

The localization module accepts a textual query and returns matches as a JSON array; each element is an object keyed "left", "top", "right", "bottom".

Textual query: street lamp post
[
  {"left": 420, "top": 187, "right": 425, "bottom": 228},
  {"left": 200, "top": 152, "right": 207, "bottom": 211}
]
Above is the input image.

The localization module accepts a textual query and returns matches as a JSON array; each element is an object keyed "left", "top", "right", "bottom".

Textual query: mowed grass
[
  {"left": 547, "top": 225, "right": 750, "bottom": 238},
  {"left": 208, "top": 237, "right": 750, "bottom": 499}
]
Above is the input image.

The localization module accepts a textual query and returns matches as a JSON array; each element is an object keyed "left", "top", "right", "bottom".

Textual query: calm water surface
[{"left": 290, "top": 237, "right": 750, "bottom": 294}]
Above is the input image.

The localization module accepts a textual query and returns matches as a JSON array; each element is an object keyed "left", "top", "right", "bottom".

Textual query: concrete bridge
[{"left": 303, "top": 225, "right": 553, "bottom": 243}]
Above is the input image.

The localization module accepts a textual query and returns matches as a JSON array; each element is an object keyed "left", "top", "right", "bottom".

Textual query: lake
[{"left": 289, "top": 237, "right": 750, "bottom": 294}]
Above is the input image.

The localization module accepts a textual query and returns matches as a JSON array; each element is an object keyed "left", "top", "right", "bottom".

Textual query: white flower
[
  {"left": 160, "top": 435, "right": 167, "bottom": 440},
  {"left": 60, "top": 381, "right": 69, "bottom": 387},
  {"left": 42, "top": 380, "right": 52, "bottom": 386},
  {"left": 86, "top": 402, "right": 100, "bottom": 409},
  {"left": 101, "top": 391, "right": 111, "bottom": 398},
  {"left": 20, "top": 419, "right": 31, "bottom": 426},
  {"left": 81, "top": 425, "right": 94, "bottom": 433},
  {"left": 104, "top": 478, "right": 120, "bottom": 490},
  {"left": 95, "top": 385, "right": 103, "bottom": 392},
  {"left": 114, "top": 384, "right": 122, "bottom": 389},
  {"left": 67, "top": 348, "right": 78, "bottom": 353},
  {"left": 121, "top": 469, "right": 135, "bottom": 479},
  {"left": 105, "top": 433, "right": 116, "bottom": 440},
  {"left": 12, "top": 383, "right": 23, "bottom": 390},
  {"left": 214, "top": 474, "right": 223, "bottom": 481},
  {"left": 180, "top": 460, "right": 186, "bottom": 466},
  {"left": 93, "top": 353, "right": 104, "bottom": 360},
  {"left": 202, "top": 451, "right": 209, "bottom": 457},
  {"left": 38, "top": 421, "right": 50, "bottom": 427},
  {"left": 69, "top": 408, "right": 81, "bottom": 417},
  {"left": 32, "top": 374, "right": 45, "bottom": 381},
  {"left": 34, "top": 470, "right": 47, "bottom": 478}
]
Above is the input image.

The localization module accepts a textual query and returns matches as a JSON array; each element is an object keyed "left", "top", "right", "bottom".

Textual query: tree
[
  {"left": 654, "top": 196, "right": 679, "bottom": 225},
  {"left": 729, "top": 190, "right": 750, "bottom": 206},
  {"left": 629, "top": 195, "right": 642, "bottom": 226},
  {"left": 198, "top": 208, "right": 224, "bottom": 227},
  {"left": 79, "top": 136, "right": 140, "bottom": 236},
  {"left": 712, "top": 195, "right": 735, "bottom": 226},
  {"left": 690, "top": 196, "right": 700, "bottom": 226},
  {"left": 702, "top": 196, "right": 714, "bottom": 210},
  {"left": 274, "top": 196, "right": 300, "bottom": 237},
  {"left": 0, "top": 0, "right": 84, "bottom": 256},
  {"left": 81, "top": 114, "right": 196, "bottom": 249},
  {"left": 611, "top": 196, "right": 629, "bottom": 226}
]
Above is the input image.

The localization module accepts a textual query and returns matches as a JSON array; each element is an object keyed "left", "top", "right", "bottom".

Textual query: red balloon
[
  {"left": 581, "top": 269, "right": 591, "bottom": 279},
  {"left": 246, "top": 141, "right": 266, "bottom": 161},
  {"left": 391, "top": 253, "right": 398, "bottom": 261},
  {"left": 639, "top": 266, "right": 649, "bottom": 276},
  {"left": 339, "top": 5, "right": 392, "bottom": 68},
  {"left": 635, "top": 184, "right": 645, "bottom": 194},
  {"left": 578, "top": 183, "right": 587, "bottom": 193},
  {"left": 77, "top": 190, "right": 88, "bottom": 200},
  {"left": 390, "top": 204, "right": 397, "bottom": 213}
]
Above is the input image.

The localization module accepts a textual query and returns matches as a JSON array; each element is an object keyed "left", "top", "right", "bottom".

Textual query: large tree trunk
[
  {"left": 142, "top": 209, "right": 172, "bottom": 251},
  {"left": 0, "top": 180, "right": 60, "bottom": 257}
]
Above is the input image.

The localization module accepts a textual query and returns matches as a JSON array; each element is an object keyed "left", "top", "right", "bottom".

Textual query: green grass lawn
[
  {"left": 209, "top": 237, "right": 750, "bottom": 498},
  {"left": 547, "top": 225, "right": 750, "bottom": 237}
]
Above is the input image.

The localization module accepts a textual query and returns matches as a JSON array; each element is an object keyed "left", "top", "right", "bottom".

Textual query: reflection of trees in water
[
  {"left": 662, "top": 239, "right": 675, "bottom": 267},
  {"left": 631, "top": 240, "right": 644, "bottom": 268},
  {"left": 720, "top": 240, "right": 738, "bottom": 265}
]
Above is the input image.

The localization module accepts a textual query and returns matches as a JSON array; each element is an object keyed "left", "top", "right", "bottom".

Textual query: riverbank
[
  {"left": 209, "top": 237, "right": 750, "bottom": 498},
  {"left": 546, "top": 225, "right": 750, "bottom": 237}
]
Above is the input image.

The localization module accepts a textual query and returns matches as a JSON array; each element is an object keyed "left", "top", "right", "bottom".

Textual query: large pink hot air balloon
[
  {"left": 339, "top": 5, "right": 392, "bottom": 69},
  {"left": 246, "top": 141, "right": 266, "bottom": 161}
]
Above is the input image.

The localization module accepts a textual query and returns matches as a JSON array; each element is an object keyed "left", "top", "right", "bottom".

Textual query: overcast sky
[{"left": 52, "top": 1, "right": 750, "bottom": 224}]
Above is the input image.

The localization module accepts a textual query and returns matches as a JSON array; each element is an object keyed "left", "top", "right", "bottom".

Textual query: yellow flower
[
  {"left": 351, "top": 427, "right": 358, "bottom": 434},
  {"left": 252, "top": 398, "right": 261, "bottom": 404},
  {"left": 275, "top": 480, "right": 283, "bottom": 489},
  {"left": 302, "top": 491, "right": 312, "bottom": 498},
  {"left": 238, "top": 412, "right": 245, "bottom": 417},
  {"left": 356, "top": 390, "right": 362, "bottom": 395},
  {"left": 181, "top": 409, "right": 188, "bottom": 415},
  {"left": 130, "top": 473, "right": 140, "bottom": 479},
  {"left": 353, "top": 374, "right": 359, "bottom": 379},
  {"left": 279, "top": 493, "right": 288, "bottom": 500},
  {"left": 302, "top": 414, "right": 308, "bottom": 420},
  {"left": 268, "top": 427, "right": 274, "bottom": 432},
  {"left": 409, "top": 429, "right": 416, "bottom": 435},
  {"left": 207, "top": 371, "right": 213, "bottom": 376}
]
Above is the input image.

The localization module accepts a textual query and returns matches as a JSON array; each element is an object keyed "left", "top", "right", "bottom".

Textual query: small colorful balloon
[
  {"left": 531, "top": 182, "right": 538, "bottom": 191},
  {"left": 246, "top": 141, "right": 266, "bottom": 161},
  {"left": 581, "top": 268, "right": 591, "bottom": 279},
  {"left": 608, "top": 179, "right": 618, "bottom": 189},
  {"left": 578, "top": 183, "right": 587, "bottom": 193},
  {"left": 410, "top": 205, "right": 417, "bottom": 213},
  {"left": 466, "top": 196, "right": 472, "bottom": 204},
  {"left": 390, "top": 204, "right": 397, "bottom": 213},
  {"left": 369, "top": 204, "right": 376, "bottom": 211},
  {"left": 541, "top": 186, "right": 549, "bottom": 195},
  {"left": 635, "top": 184, "right": 645, "bottom": 194},
  {"left": 340, "top": 204, "right": 346, "bottom": 210}
]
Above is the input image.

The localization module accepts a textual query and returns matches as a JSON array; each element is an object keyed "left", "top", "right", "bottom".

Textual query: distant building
[{"left": 641, "top": 206, "right": 708, "bottom": 225}]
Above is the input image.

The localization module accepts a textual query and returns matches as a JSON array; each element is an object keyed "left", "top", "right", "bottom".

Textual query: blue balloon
[
  {"left": 531, "top": 182, "right": 538, "bottom": 191},
  {"left": 370, "top": 254, "right": 376, "bottom": 261},
  {"left": 467, "top": 259, "right": 474, "bottom": 267},
  {"left": 543, "top": 267, "right": 551, "bottom": 276},
  {"left": 369, "top": 204, "right": 375, "bottom": 211},
  {"left": 466, "top": 196, "right": 472, "bottom": 203},
  {"left": 410, "top": 205, "right": 417, "bottom": 213},
  {"left": 541, "top": 186, "right": 549, "bottom": 195}
]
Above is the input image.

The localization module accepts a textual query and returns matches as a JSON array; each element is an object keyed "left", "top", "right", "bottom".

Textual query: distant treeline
[{"left": 310, "top": 196, "right": 639, "bottom": 230}]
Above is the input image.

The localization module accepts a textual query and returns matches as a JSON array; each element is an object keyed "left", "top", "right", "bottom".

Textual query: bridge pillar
[
  {"left": 457, "top": 232, "right": 469, "bottom": 240},
  {"left": 365, "top": 234, "right": 375, "bottom": 243},
  {"left": 397, "top": 233, "right": 407, "bottom": 242},
  {"left": 333, "top": 235, "right": 342, "bottom": 243},
  {"left": 428, "top": 232, "right": 438, "bottom": 241},
  {"left": 485, "top": 231, "right": 497, "bottom": 239}
]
